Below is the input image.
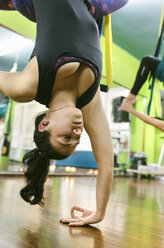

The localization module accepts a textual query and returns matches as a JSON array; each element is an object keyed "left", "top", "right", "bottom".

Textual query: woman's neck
[{"left": 48, "top": 89, "right": 77, "bottom": 110}]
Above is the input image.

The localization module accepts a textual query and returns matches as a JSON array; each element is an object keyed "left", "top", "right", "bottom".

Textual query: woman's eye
[{"left": 63, "top": 136, "right": 71, "bottom": 140}]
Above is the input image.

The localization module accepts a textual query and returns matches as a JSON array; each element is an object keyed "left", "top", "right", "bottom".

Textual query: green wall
[
  {"left": 0, "top": 11, "right": 36, "bottom": 39},
  {"left": 101, "top": 35, "right": 163, "bottom": 164}
]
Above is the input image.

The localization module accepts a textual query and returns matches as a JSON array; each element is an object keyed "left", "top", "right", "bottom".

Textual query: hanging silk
[{"left": 105, "top": 14, "right": 113, "bottom": 89}]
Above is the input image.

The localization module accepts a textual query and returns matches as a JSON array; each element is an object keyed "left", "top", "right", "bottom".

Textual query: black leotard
[
  {"left": 30, "top": 0, "right": 102, "bottom": 108},
  {"left": 5, "top": 0, "right": 129, "bottom": 108}
]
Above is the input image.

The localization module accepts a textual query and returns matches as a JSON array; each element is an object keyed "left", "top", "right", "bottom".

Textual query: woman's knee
[{"left": 141, "top": 56, "right": 154, "bottom": 65}]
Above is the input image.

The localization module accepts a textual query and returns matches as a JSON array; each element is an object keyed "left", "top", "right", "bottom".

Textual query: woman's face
[{"left": 40, "top": 107, "right": 84, "bottom": 156}]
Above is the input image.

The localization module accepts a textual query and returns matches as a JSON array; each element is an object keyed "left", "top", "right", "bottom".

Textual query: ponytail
[
  {"left": 20, "top": 148, "right": 50, "bottom": 206},
  {"left": 20, "top": 113, "right": 69, "bottom": 206}
]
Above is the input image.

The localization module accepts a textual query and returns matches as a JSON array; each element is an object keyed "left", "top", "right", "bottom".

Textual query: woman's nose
[{"left": 73, "top": 128, "right": 82, "bottom": 136}]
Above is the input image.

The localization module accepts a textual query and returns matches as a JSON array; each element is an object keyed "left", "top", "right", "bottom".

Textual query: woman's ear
[{"left": 38, "top": 120, "right": 49, "bottom": 132}]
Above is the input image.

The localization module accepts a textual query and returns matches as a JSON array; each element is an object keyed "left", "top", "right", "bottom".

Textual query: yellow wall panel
[{"left": 0, "top": 11, "right": 36, "bottom": 39}]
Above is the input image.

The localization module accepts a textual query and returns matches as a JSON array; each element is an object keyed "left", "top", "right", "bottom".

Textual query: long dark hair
[{"left": 20, "top": 113, "right": 69, "bottom": 206}]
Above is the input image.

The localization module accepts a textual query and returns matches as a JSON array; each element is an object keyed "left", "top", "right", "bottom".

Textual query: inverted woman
[{"left": 0, "top": 0, "right": 129, "bottom": 226}]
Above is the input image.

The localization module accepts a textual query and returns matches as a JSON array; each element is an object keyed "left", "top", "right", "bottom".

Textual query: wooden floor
[{"left": 0, "top": 176, "right": 164, "bottom": 248}]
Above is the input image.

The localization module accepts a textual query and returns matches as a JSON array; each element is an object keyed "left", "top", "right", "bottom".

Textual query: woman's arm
[
  {"left": 0, "top": 71, "right": 34, "bottom": 102},
  {"left": 119, "top": 100, "right": 164, "bottom": 132},
  {"left": 83, "top": 91, "right": 113, "bottom": 219},
  {"left": 60, "top": 90, "right": 113, "bottom": 226},
  {"left": 0, "top": 0, "right": 15, "bottom": 10},
  {"left": 0, "top": 57, "right": 38, "bottom": 102},
  {"left": 83, "top": 90, "right": 113, "bottom": 219}
]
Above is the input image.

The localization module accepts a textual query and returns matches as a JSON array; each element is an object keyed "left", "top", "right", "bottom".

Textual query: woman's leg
[{"left": 126, "top": 56, "right": 161, "bottom": 103}]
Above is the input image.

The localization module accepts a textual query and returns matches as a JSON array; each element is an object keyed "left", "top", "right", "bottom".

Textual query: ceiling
[
  {"left": 0, "top": 0, "right": 163, "bottom": 72},
  {"left": 111, "top": 0, "right": 164, "bottom": 60}
]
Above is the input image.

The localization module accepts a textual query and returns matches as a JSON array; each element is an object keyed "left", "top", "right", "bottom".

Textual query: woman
[
  {"left": 123, "top": 55, "right": 164, "bottom": 104},
  {"left": 0, "top": 0, "right": 128, "bottom": 226},
  {"left": 119, "top": 100, "right": 164, "bottom": 132}
]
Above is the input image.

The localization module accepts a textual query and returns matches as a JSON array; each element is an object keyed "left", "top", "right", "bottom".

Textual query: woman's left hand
[{"left": 60, "top": 206, "right": 103, "bottom": 227}]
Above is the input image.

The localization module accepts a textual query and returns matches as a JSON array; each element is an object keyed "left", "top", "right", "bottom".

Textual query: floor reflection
[
  {"left": 17, "top": 225, "right": 104, "bottom": 248},
  {"left": 0, "top": 176, "right": 164, "bottom": 248}
]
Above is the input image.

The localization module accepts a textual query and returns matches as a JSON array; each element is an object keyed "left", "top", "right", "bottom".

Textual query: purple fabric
[
  {"left": 54, "top": 56, "right": 99, "bottom": 79},
  {"left": 10, "top": 0, "right": 129, "bottom": 35},
  {"left": 8, "top": 0, "right": 129, "bottom": 22},
  {"left": 87, "top": 0, "right": 129, "bottom": 18},
  {"left": 12, "top": 0, "right": 36, "bottom": 22}
]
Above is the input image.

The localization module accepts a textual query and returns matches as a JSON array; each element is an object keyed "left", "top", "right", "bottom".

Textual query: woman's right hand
[{"left": 60, "top": 206, "right": 104, "bottom": 227}]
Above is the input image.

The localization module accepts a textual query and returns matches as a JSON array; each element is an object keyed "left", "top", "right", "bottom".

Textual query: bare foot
[
  {"left": 125, "top": 93, "right": 137, "bottom": 104},
  {"left": 118, "top": 100, "right": 133, "bottom": 112}
]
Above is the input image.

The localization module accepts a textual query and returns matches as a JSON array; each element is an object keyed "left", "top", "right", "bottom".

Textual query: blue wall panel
[{"left": 56, "top": 151, "right": 97, "bottom": 169}]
